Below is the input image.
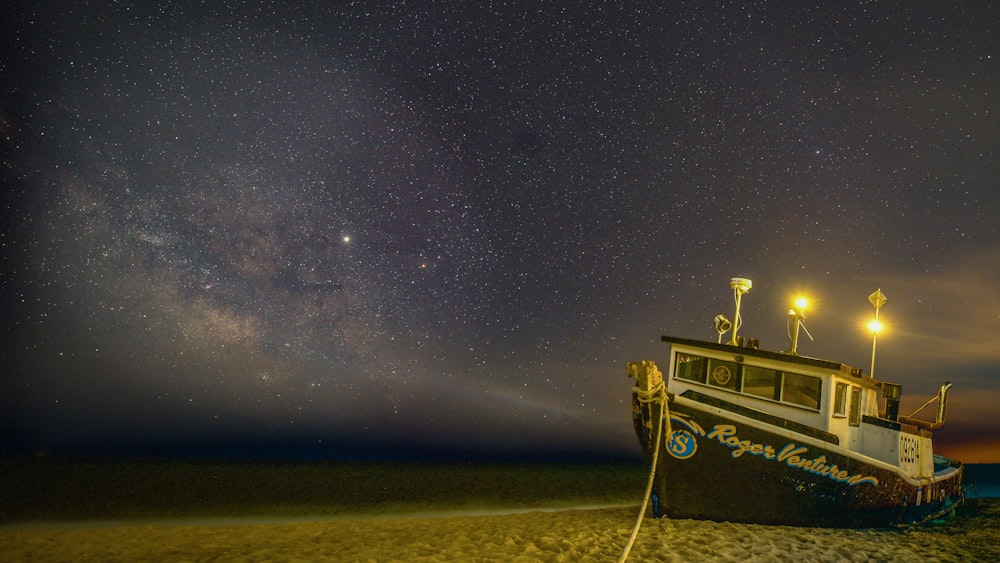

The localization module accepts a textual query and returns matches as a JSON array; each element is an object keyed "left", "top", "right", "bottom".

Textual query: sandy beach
[
  {"left": 4, "top": 501, "right": 1000, "bottom": 562},
  {"left": 3, "top": 459, "right": 999, "bottom": 561}
]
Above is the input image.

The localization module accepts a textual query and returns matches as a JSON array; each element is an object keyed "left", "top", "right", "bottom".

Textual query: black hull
[{"left": 633, "top": 395, "right": 964, "bottom": 528}]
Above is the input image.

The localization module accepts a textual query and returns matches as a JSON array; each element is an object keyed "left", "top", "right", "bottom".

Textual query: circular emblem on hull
[{"left": 667, "top": 430, "right": 698, "bottom": 459}]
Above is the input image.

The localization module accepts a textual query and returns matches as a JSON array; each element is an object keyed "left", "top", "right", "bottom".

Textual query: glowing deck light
[
  {"left": 868, "top": 319, "right": 884, "bottom": 334},
  {"left": 787, "top": 295, "right": 812, "bottom": 355}
]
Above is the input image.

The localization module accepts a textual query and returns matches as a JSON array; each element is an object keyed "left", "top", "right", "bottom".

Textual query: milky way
[{"left": 3, "top": 2, "right": 998, "bottom": 461}]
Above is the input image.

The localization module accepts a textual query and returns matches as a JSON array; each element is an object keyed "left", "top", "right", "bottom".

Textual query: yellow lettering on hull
[{"left": 703, "top": 424, "right": 879, "bottom": 487}]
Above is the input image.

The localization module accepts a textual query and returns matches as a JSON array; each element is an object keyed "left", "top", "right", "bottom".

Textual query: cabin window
[
  {"left": 675, "top": 354, "right": 707, "bottom": 383},
  {"left": 674, "top": 353, "right": 822, "bottom": 411},
  {"left": 706, "top": 359, "right": 738, "bottom": 391},
  {"left": 833, "top": 382, "right": 848, "bottom": 416},
  {"left": 742, "top": 366, "right": 781, "bottom": 400},
  {"left": 781, "top": 372, "right": 822, "bottom": 410},
  {"left": 849, "top": 386, "right": 862, "bottom": 426}
]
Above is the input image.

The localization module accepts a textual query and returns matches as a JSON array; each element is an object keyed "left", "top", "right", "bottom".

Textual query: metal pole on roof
[{"left": 867, "top": 289, "right": 887, "bottom": 378}]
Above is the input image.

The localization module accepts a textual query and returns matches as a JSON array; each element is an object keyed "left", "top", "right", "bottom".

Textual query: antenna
[{"left": 727, "top": 277, "right": 752, "bottom": 345}]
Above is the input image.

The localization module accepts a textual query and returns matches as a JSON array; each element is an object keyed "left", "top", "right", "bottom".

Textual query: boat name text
[{"left": 706, "top": 424, "right": 879, "bottom": 487}]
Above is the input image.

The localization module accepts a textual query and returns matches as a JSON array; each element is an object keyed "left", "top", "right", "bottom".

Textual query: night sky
[{"left": 2, "top": 2, "right": 998, "bottom": 463}]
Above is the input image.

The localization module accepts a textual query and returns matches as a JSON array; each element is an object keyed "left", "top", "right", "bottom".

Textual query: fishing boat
[{"left": 628, "top": 278, "right": 964, "bottom": 527}]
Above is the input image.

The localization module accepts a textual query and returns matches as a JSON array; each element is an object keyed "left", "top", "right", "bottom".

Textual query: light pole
[{"left": 867, "top": 289, "right": 887, "bottom": 378}]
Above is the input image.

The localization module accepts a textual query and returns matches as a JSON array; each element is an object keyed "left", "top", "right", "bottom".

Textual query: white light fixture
[{"left": 714, "top": 314, "right": 732, "bottom": 343}]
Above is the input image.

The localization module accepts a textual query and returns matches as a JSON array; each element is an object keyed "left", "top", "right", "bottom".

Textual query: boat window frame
[
  {"left": 848, "top": 385, "right": 863, "bottom": 426},
  {"left": 672, "top": 351, "right": 822, "bottom": 412},
  {"left": 741, "top": 364, "right": 782, "bottom": 401},
  {"left": 707, "top": 358, "right": 739, "bottom": 391},
  {"left": 833, "top": 381, "right": 848, "bottom": 418},
  {"left": 779, "top": 371, "right": 823, "bottom": 411},
  {"left": 675, "top": 353, "right": 709, "bottom": 384}
]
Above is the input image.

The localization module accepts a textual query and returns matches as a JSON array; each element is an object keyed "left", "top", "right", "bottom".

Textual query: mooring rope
[{"left": 618, "top": 382, "right": 670, "bottom": 563}]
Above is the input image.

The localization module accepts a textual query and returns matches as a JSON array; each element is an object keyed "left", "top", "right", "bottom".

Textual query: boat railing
[{"left": 898, "top": 382, "right": 952, "bottom": 431}]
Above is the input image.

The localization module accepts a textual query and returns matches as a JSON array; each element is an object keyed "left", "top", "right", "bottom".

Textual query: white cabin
[{"left": 661, "top": 336, "right": 943, "bottom": 480}]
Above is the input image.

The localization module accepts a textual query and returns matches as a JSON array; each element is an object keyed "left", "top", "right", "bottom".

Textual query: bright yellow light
[
  {"left": 868, "top": 319, "right": 884, "bottom": 334},
  {"left": 794, "top": 296, "right": 809, "bottom": 311}
]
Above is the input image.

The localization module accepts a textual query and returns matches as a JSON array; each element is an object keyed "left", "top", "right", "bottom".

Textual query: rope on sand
[{"left": 618, "top": 382, "right": 670, "bottom": 563}]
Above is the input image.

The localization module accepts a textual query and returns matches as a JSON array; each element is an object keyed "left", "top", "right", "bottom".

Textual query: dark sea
[{"left": 964, "top": 463, "right": 1000, "bottom": 498}]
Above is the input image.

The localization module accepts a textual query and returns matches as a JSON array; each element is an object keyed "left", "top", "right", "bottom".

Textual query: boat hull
[{"left": 633, "top": 394, "right": 964, "bottom": 527}]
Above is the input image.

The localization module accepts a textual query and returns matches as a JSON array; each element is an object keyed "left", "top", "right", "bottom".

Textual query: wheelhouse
[{"left": 661, "top": 335, "right": 945, "bottom": 480}]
